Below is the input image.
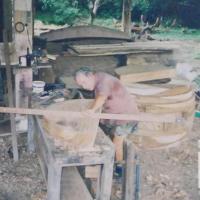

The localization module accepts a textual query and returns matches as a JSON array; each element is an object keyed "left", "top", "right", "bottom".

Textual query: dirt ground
[
  {"left": 0, "top": 120, "right": 199, "bottom": 200},
  {"left": 140, "top": 118, "right": 199, "bottom": 200},
  {"left": 0, "top": 40, "right": 200, "bottom": 200},
  {"left": 0, "top": 136, "right": 47, "bottom": 200}
]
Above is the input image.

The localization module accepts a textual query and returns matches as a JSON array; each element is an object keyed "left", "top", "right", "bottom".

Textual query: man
[{"left": 75, "top": 67, "right": 139, "bottom": 161}]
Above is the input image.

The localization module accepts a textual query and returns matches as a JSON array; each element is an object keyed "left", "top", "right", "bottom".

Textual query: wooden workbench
[{"left": 32, "top": 116, "right": 115, "bottom": 200}]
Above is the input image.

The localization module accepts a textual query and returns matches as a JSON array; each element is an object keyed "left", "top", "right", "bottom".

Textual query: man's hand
[
  {"left": 84, "top": 109, "right": 95, "bottom": 116},
  {"left": 90, "top": 95, "right": 107, "bottom": 111}
]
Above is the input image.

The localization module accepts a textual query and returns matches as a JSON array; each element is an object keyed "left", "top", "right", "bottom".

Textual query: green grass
[
  {"left": 152, "top": 27, "right": 200, "bottom": 41},
  {"left": 36, "top": 11, "right": 116, "bottom": 28},
  {"left": 92, "top": 18, "right": 116, "bottom": 28}
]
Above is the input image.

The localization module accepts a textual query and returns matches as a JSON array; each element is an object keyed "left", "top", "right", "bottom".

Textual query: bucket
[
  {"left": 33, "top": 81, "right": 45, "bottom": 93},
  {"left": 42, "top": 99, "right": 101, "bottom": 150}
]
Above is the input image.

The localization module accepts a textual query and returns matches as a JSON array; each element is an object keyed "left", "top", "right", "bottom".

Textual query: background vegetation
[{"left": 35, "top": 0, "right": 200, "bottom": 29}]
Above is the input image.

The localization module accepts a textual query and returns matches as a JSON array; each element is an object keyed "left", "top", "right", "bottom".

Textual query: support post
[
  {"left": 3, "top": 0, "right": 19, "bottom": 161},
  {"left": 123, "top": 140, "right": 135, "bottom": 200},
  {"left": 3, "top": 30, "right": 19, "bottom": 161}
]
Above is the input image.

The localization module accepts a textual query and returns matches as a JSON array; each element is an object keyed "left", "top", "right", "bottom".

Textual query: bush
[{"left": 38, "top": 0, "right": 85, "bottom": 25}]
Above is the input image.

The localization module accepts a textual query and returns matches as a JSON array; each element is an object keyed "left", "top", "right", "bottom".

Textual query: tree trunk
[
  {"left": 89, "top": 0, "right": 101, "bottom": 25},
  {"left": 122, "top": 0, "right": 132, "bottom": 35}
]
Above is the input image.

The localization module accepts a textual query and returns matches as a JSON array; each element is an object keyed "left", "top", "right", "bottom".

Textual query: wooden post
[
  {"left": 3, "top": 0, "right": 19, "bottom": 161},
  {"left": 14, "top": 68, "right": 33, "bottom": 152},
  {"left": 3, "top": 30, "right": 19, "bottom": 161},
  {"left": 14, "top": 0, "right": 33, "bottom": 57},
  {"left": 122, "top": 0, "right": 132, "bottom": 35}
]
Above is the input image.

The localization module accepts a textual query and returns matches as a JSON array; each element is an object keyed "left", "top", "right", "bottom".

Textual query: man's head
[{"left": 74, "top": 67, "right": 96, "bottom": 91}]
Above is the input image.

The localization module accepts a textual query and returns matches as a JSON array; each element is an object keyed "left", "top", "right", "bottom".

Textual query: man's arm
[{"left": 89, "top": 95, "right": 107, "bottom": 111}]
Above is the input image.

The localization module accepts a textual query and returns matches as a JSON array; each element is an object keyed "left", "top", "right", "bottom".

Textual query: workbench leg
[
  {"left": 27, "top": 115, "right": 35, "bottom": 153},
  {"left": 96, "top": 165, "right": 102, "bottom": 200},
  {"left": 123, "top": 140, "right": 135, "bottom": 200},
  {"left": 47, "top": 164, "right": 62, "bottom": 200},
  {"left": 99, "top": 156, "right": 114, "bottom": 200}
]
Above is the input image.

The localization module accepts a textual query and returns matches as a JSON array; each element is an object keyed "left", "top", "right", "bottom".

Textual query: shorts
[{"left": 100, "top": 122, "right": 138, "bottom": 137}]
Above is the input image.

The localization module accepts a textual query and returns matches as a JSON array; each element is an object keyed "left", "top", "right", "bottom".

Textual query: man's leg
[
  {"left": 113, "top": 123, "right": 138, "bottom": 161},
  {"left": 113, "top": 134, "right": 126, "bottom": 161}
]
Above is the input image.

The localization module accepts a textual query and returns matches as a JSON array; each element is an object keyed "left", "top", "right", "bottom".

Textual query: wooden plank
[
  {"left": 125, "top": 83, "right": 168, "bottom": 95},
  {"left": 40, "top": 25, "right": 131, "bottom": 42},
  {"left": 0, "top": 106, "right": 182, "bottom": 123},
  {"left": 142, "top": 97, "right": 195, "bottom": 116},
  {"left": 127, "top": 52, "right": 174, "bottom": 66},
  {"left": 72, "top": 41, "right": 176, "bottom": 49},
  {"left": 115, "top": 66, "right": 176, "bottom": 83},
  {"left": 61, "top": 167, "right": 93, "bottom": 200},
  {"left": 54, "top": 55, "right": 117, "bottom": 76},
  {"left": 155, "top": 85, "right": 192, "bottom": 97},
  {"left": 66, "top": 50, "right": 173, "bottom": 57},
  {"left": 72, "top": 42, "right": 174, "bottom": 55},
  {"left": 135, "top": 90, "right": 194, "bottom": 104}
]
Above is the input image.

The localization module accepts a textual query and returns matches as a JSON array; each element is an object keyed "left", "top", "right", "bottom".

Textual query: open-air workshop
[{"left": 0, "top": 0, "right": 200, "bottom": 200}]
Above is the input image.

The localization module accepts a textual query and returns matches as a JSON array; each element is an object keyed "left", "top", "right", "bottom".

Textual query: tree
[
  {"left": 88, "top": 0, "right": 102, "bottom": 24},
  {"left": 38, "top": 0, "right": 81, "bottom": 25}
]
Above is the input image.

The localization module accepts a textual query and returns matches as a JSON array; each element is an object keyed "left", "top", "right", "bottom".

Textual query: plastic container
[{"left": 33, "top": 81, "right": 45, "bottom": 93}]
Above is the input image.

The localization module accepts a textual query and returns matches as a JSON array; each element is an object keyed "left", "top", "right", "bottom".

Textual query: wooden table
[{"left": 32, "top": 116, "right": 115, "bottom": 200}]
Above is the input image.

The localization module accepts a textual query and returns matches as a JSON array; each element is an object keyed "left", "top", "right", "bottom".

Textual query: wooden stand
[{"left": 32, "top": 116, "right": 115, "bottom": 200}]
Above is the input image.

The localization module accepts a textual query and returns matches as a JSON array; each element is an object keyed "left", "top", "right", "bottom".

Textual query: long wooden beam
[{"left": 0, "top": 106, "right": 183, "bottom": 123}]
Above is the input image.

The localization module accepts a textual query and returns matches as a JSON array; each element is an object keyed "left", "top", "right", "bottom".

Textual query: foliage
[
  {"left": 35, "top": 0, "right": 200, "bottom": 28},
  {"left": 37, "top": 0, "right": 88, "bottom": 25},
  {"left": 131, "top": 0, "right": 200, "bottom": 28},
  {"left": 97, "top": 0, "right": 122, "bottom": 19}
]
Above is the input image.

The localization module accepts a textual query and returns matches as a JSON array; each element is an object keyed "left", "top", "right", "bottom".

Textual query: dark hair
[{"left": 74, "top": 67, "right": 94, "bottom": 77}]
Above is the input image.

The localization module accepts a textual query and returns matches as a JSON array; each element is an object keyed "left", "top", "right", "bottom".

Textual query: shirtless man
[{"left": 75, "top": 67, "right": 139, "bottom": 161}]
